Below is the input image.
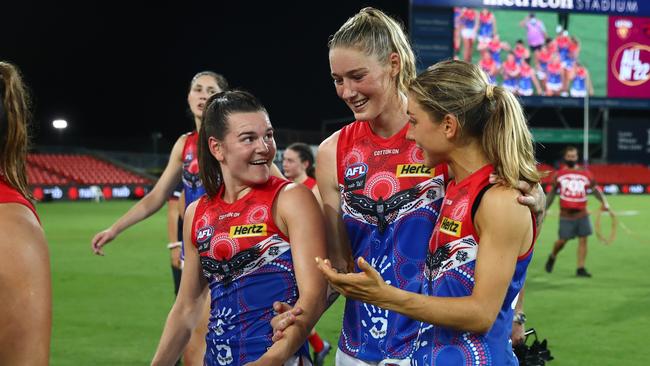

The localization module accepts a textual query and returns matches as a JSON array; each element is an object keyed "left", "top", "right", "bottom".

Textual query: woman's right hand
[{"left": 91, "top": 227, "right": 117, "bottom": 256}]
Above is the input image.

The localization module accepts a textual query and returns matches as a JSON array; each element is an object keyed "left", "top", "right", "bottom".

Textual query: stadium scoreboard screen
[{"left": 410, "top": 0, "right": 650, "bottom": 108}]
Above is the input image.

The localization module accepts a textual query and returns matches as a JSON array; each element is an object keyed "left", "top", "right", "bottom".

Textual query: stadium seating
[{"left": 27, "top": 153, "right": 152, "bottom": 185}]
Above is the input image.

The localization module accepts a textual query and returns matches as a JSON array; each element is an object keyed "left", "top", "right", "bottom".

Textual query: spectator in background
[
  {"left": 520, "top": 13, "right": 547, "bottom": 52},
  {"left": 545, "top": 146, "right": 608, "bottom": 277},
  {"left": 0, "top": 61, "right": 51, "bottom": 365}
]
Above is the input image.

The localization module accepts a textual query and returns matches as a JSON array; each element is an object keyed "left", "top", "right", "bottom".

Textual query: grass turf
[{"left": 40, "top": 195, "right": 649, "bottom": 365}]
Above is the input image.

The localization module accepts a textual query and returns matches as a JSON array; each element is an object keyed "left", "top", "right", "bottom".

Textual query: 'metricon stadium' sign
[
  {"left": 412, "top": 0, "right": 649, "bottom": 16},
  {"left": 482, "top": 0, "right": 639, "bottom": 14}
]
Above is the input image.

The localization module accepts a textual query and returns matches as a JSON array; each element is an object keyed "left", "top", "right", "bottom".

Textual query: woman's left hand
[{"left": 316, "top": 257, "right": 388, "bottom": 305}]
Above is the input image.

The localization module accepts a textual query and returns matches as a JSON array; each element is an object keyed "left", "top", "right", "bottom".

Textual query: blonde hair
[
  {"left": 409, "top": 60, "right": 541, "bottom": 187},
  {"left": 0, "top": 61, "right": 32, "bottom": 200},
  {"left": 329, "top": 7, "right": 416, "bottom": 94}
]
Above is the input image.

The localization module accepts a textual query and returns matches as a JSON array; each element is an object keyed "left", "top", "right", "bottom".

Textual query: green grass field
[
  {"left": 41, "top": 196, "right": 650, "bottom": 365},
  {"left": 461, "top": 10, "right": 607, "bottom": 96}
]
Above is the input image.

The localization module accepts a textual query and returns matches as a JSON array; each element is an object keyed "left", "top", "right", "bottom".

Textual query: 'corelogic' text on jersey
[
  {"left": 191, "top": 176, "right": 309, "bottom": 365},
  {"left": 336, "top": 121, "right": 447, "bottom": 362}
]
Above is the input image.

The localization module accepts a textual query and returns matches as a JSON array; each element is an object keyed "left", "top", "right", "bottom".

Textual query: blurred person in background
[
  {"left": 545, "top": 146, "right": 608, "bottom": 277},
  {"left": 282, "top": 141, "right": 331, "bottom": 365}
]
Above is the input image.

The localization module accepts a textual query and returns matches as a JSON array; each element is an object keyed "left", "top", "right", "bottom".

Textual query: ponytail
[
  {"left": 482, "top": 87, "right": 540, "bottom": 187},
  {"left": 329, "top": 7, "right": 416, "bottom": 95},
  {"left": 409, "top": 60, "right": 541, "bottom": 187}
]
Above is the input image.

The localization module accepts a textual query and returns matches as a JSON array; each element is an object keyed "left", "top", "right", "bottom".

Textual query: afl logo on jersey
[
  {"left": 344, "top": 162, "right": 368, "bottom": 192},
  {"left": 196, "top": 226, "right": 214, "bottom": 244}
]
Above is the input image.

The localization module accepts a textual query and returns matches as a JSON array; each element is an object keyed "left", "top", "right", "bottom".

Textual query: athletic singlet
[
  {"left": 555, "top": 167, "right": 593, "bottom": 211},
  {"left": 0, "top": 176, "right": 39, "bottom": 223},
  {"left": 191, "top": 176, "right": 309, "bottom": 365},
  {"left": 514, "top": 45, "right": 527, "bottom": 65},
  {"left": 488, "top": 40, "right": 502, "bottom": 64},
  {"left": 479, "top": 58, "right": 497, "bottom": 85},
  {"left": 302, "top": 176, "right": 317, "bottom": 190},
  {"left": 518, "top": 64, "right": 534, "bottom": 91},
  {"left": 557, "top": 35, "right": 571, "bottom": 61},
  {"left": 182, "top": 131, "right": 206, "bottom": 207},
  {"left": 420, "top": 164, "right": 535, "bottom": 365},
  {"left": 547, "top": 62, "right": 562, "bottom": 85},
  {"left": 336, "top": 121, "right": 448, "bottom": 362},
  {"left": 537, "top": 50, "right": 551, "bottom": 72},
  {"left": 461, "top": 9, "right": 476, "bottom": 29},
  {"left": 478, "top": 12, "right": 494, "bottom": 38},
  {"left": 571, "top": 68, "right": 587, "bottom": 91}
]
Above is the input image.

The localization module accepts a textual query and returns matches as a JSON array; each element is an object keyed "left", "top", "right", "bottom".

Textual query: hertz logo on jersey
[
  {"left": 439, "top": 217, "right": 462, "bottom": 237},
  {"left": 229, "top": 224, "right": 267, "bottom": 238},
  {"left": 396, "top": 164, "right": 433, "bottom": 178}
]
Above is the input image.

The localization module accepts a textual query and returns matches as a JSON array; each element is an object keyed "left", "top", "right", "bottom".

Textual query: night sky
[{"left": 2, "top": 1, "right": 408, "bottom": 151}]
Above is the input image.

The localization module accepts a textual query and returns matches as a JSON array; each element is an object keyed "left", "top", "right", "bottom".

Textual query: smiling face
[
  {"left": 406, "top": 94, "right": 452, "bottom": 168},
  {"left": 211, "top": 111, "right": 276, "bottom": 186},
  {"left": 188, "top": 75, "right": 222, "bottom": 119},
  {"left": 329, "top": 47, "right": 396, "bottom": 122}
]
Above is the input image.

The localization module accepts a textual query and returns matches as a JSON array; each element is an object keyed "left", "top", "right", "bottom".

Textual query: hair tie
[{"left": 485, "top": 84, "right": 495, "bottom": 100}]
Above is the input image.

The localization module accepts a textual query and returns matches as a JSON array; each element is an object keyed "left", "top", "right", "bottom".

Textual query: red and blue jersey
[
  {"left": 419, "top": 165, "right": 534, "bottom": 365},
  {"left": 182, "top": 131, "right": 206, "bottom": 207},
  {"left": 336, "top": 121, "right": 448, "bottom": 362},
  {"left": 191, "top": 176, "right": 309, "bottom": 365},
  {"left": 478, "top": 12, "right": 495, "bottom": 38}
]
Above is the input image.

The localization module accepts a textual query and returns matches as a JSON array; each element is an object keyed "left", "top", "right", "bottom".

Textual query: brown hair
[
  {"left": 198, "top": 90, "right": 268, "bottom": 197},
  {"left": 409, "top": 60, "right": 541, "bottom": 187},
  {"left": 287, "top": 142, "right": 315, "bottom": 178},
  {"left": 190, "top": 71, "right": 229, "bottom": 92},
  {"left": 329, "top": 7, "right": 416, "bottom": 95},
  {"left": 0, "top": 61, "right": 32, "bottom": 199}
]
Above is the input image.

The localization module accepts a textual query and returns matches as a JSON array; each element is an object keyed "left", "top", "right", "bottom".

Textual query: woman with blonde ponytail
[
  {"left": 0, "top": 61, "right": 51, "bottom": 365},
  {"left": 316, "top": 60, "right": 541, "bottom": 365}
]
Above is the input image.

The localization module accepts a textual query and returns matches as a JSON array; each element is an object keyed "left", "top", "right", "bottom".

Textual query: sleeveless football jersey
[
  {"left": 191, "top": 176, "right": 309, "bottom": 365},
  {"left": 302, "top": 176, "right": 317, "bottom": 190},
  {"left": 420, "top": 164, "right": 535, "bottom": 366},
  {"left": 0, "top": 176, "right": 39, "bottom": 223},
  {"left": 555, "top": 167, "right": 593, "bottom": 211},
  {"left": 182, "top": 131, "right": 206, "bottom": 207},
  {"left": 336, "top": 121, "right": 448, "bottom": 362}
]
